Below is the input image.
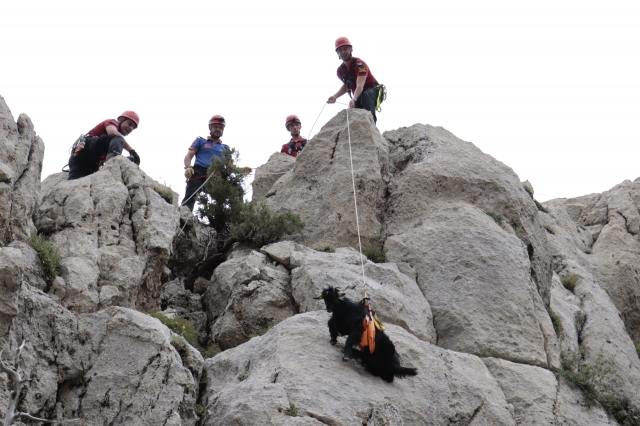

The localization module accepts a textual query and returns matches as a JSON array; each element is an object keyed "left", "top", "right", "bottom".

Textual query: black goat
[{"left": 315, "top": 286, "right": 418, "bottom": 383}]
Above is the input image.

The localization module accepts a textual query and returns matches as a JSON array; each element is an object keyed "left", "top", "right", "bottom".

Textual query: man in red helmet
[
  {"left": 281, "top": 115, "right": 307, "bottom": 158},
  {"left": 67, "top": 111, "right": 141, "bottom": 180},
  {"left": 182, "top": 115, "right": 229, "bottom": 212},
  {"left": 327, "top": 37, "right": 383, "bottom": 123}
]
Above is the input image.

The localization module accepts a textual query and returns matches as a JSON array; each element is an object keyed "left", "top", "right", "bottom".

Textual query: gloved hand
[
  {"left": 184, "top": 167, "right": 194, "bottom": 179},
  {"left": 129, "top": 150, "right": 141, "bottom": 165}
]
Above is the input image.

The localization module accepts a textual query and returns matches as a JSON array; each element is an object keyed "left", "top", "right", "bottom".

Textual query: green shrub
[
  {"left": 29, "top": 234, "right": 61, "bottom": 283},
  {"left": 558, "top": 347, "right": 640, "bottom": 425},
  {"left": 634, "top": 341, "right": 640, "bottom": 359},
  {"left": 237, "top": 371, "right": 249, "bottom": 381},
  {"left": 485, "top": 212, "right": 503, "bottom": 225},
  {"left": 229, "top": 202, "right": 305, "bottom": 247},
  {"left": 150, "top": 312, "right": 198, "bottom": 346},
  {"left": 561, "top": 275, "right": 577, "bottom": 292},
  {"left": 362, "top": 246, "right": 385, "bottom": 263},
  {"left": 194, "top": 404, "right": 205, "bottom": 416},
  {"left": 314, "top": 241, "right": 336, "bottom": 253},
  {"left": 249, "top": 325, "right": 272, "bottom": 339},
  {"left": 199, "top": 345, "right": 222, "bottom": 359},
  {"left": 548, "top": 308, "right": 564, "bottom": 338},
  {"left": 283, "top": 402, "right": 298, "bottom": 417},
  {"left": 154, "top": 184, "right": 174, "bottom": 204},
  {"left": 523, "top": 183, "right": 534, "bottom": 199},
  {"left": 509, "top": 219, "right": 524, "bottom": 239}
]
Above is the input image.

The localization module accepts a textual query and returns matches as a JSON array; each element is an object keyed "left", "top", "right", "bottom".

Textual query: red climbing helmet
[
  {"left": 208, "top": 114, "right": 226, "bottom": 127},
  {"left": 285, "top": 114, "right": 301, "bottom": 129},
  {"left": 335, "top": 37, "right": 352, "bottom": 51},
  {"left": 118, "top": 111, "right": 140, "bottom": 128}
]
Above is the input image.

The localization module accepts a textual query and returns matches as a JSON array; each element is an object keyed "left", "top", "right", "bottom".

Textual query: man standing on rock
[
  {"left": 182, "top": 114, "right": 229, "bottom": 212},
  {"left": 281, "top": 115, "right": 307, "bottom": 158},
  {"left": 327, "top": 37, "right": 384, "bottom": 124},
  {"left": 67, "top": 111, "right": 141, "bottom": 180}
]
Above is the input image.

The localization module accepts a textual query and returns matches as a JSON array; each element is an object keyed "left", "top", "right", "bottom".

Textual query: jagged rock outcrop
[
  {"left": 0, "top": 95, "right": 44, "bottom": 245},
  {"left": 36, "top": 158, "right": 180, "bottom": 312}
]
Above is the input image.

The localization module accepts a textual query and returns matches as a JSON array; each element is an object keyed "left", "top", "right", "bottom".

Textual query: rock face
[
  {"left": 251, "top": 152, "right": 295, "bottom": 202},
  {"left": 200, "top": 312, "right": 516, "bottom": 426},
  {"left": 3, "top": 92, "right": 640, "bottom": 425},
  {"left": 0, "top": 95, "right": 44, "bottom": 245}
]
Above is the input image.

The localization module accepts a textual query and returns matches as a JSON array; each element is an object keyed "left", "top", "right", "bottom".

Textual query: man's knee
[{"left": 106, "top": 136, "right": 125, "bottom": 161}]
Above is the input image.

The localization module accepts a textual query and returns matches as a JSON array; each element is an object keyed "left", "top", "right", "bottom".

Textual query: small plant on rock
[
  {"left": 29, "top": 234, "right": 61, "bottom": 284},
  {"left": 485, "top": 212, "right": 503, "bottom": 225},
  {"left": 229, "top": 201, "right": 305, "bottom": 247},
  {"left": 194, "top": 404, "right": 205, "bottom": 416},
  {"left": 150, "top": 313, "right": 198, "bottom": 346},
  {"left": 363, "top": 246, "right": 385, "bottom": 263},
  {"left": 237, "top": 371, "right": 249, "bottom": 381},
  {"left": 634, "top": 341, "right": 640, "bottom": 359},
  {"left": 199, "top": 345, "right": 222, "bottom": 359},
  {"left": 283, "top": 402, "right": 299, "bottom": 417},
  {"left": 154, "top": 184, "right": 175, "bottom": 204},
  {"left": 535, "top": 200, "right": 549, "bottom": 213},
  {"left": 561, "top": 275, "right": 577, "bottom": 292},
  {"left": 313, "top": 241, "right": 336, "bottom": 253},
  {"left": 548, "top": 308, "right": 564, "bottom": 338}
]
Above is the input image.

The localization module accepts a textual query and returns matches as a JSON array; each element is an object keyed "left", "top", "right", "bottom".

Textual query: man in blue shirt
[{"left": 182, "top": 115, "right": 229, "bottom": 212}]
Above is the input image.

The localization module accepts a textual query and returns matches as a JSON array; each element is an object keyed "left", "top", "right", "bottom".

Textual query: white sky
[{"left": 2, "top": 0, "right": 639, "bottom": 202}]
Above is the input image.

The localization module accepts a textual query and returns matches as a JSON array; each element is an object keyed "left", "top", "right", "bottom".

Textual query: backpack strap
[{"left": 339, "top": 57, "right": 359, "bottom": 97}]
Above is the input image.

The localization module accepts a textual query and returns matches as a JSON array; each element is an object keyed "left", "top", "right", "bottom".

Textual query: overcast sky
[{"left": 2, "top": 0, "right": 639, "bottom": 203}]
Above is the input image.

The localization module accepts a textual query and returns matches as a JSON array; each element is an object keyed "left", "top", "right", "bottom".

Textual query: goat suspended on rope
[{"left": 314, "top": 286, "right": 418, "bottom": 383}]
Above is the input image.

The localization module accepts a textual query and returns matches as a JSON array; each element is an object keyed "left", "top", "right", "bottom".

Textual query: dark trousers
[
  {"left": 355, "top": 85, "right": 381, "bottom": 123},
  {"left": 67, "top": 135, "right": 125, "bottom": 180},
  {"left": 182, "top": 165, "right": 208, "bottom": 212}
]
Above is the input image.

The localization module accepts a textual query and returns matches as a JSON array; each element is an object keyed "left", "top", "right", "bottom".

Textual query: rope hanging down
[{"left": 345, "top": 108, "right": 368, "bottom": 294}]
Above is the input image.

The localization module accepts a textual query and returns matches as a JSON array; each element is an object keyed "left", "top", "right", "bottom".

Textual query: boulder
[
  {"left": 0, "top": 96, "right": 44, "bottom": 245},
  {"left": 386, "top": 202, "right": 556, "bottom": 367},
  {"left": 200, "top": 311, "right": 516, "bottom": 426},
  {"left": 251, "top": 152, "right": 295, "bottom": 202}
]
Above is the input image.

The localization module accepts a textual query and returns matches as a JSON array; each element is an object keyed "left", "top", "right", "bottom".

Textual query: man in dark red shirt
[
  {"left": 281, "top": 114, "right": 307, "bottom": 158},
  {"left": 67, "top": 111, "right": 140, "bottom": 180},
  {"left": 327, "top": 37, "right": 383, "bottom": 123}
]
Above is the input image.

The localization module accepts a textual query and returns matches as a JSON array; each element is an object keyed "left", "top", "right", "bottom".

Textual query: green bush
[
  {"left": 229, "top": 202, "right": 305, "bottom": 247},
  {"left": 29, "top": 234, "right": 61, "bottom": 283},
  {"left": 200, "top": 345, "right": 222, "bottom": 359},
  {"left": 561, "top": 275, "right": 577, "bottom": 292},
  {"left": 283, "top": 402, "right": 298, "bottom": 417},
  {"left": 313, "top": 242, "right": 336, "bottom": 253},
  {"left": 194, "top": 404, "right": 205, "bottom": 416},
  {"left": 150, "top": 312, "right": 198, "bottom": 346},
  {"left": 535, "top": 200, "right": 549, "bottom": 213},
  {"left": 558, "top": 347, "right": 640, "bottom": 425},
  {"left": 634, "top": 341, "right": 640, "bottom": 359},
  {"left": 363, "top": 246, "right": 385, "bottom": 263},
  {"left": 485, "top": 212, "right": 503, "bottom": 225},
  {"left": 237, "top": 371, "right": 249, "bottom": 381},
  {"left": 548, "top": 308, "right": 564, "bottom": 338},
  {"left": 249, "top": 325, "right": 273, "bottom": 339},
  {"left": 154, "top": 184, "right": 174, "bottom": 204},
  {"left": 197, "top": 149, "right": 248, "bottom": 235}
]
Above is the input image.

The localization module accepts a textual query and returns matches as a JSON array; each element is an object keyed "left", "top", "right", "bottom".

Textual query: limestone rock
[
  {"left": 252, "top": 152, "right": 295, "bottom": 202},
  {"left": 264, "top": 109, "right": 389, "bottom": 248},
  {"left": 36, "top": 156, "right": 181, "bottom": 312},
  {"left": 0, "top": 96, "right": 44, "bottom": 245},
  {"left": 200, "top": 311, "right": 516, "bottom": 426},
  {"left": 386, "top": 203, "right": 552, "bottom": 367}
]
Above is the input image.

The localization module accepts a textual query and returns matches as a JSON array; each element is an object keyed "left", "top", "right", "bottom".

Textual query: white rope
[{"left": 345, "top": 108, "right": 368, "bottom": 295}]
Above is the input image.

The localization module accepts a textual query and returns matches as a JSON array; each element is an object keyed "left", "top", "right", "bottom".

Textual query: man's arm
[
  {"left": 328, "top": 84, "right": 348, "bottom": 104},
  {"left": 349, "top": 76, "right": 367, "bottom": 108},
  {"left": 105, "top": 125, "right": 134, "bottom": 151},
  {"left": 184, "top": 150, "right": 196, "bottom": 168}
]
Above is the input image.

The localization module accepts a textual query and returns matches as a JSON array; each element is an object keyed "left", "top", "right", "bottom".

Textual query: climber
[
  {"left": 281, "top": 115, "right": 307, "bottom": 158},
  {"left": 67, "top": 111, "right": 141, "bottom": 180},
  {"left": 182, "top": 115, "right": 230, "bottom": 212},
  {"left": 327, "top": 37, "right": 385, "bottom": 124}
]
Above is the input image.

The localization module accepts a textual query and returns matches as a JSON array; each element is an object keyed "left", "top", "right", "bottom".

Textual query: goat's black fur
[{"left": 315, "top": 286, "right": 418, "bottom": 383}]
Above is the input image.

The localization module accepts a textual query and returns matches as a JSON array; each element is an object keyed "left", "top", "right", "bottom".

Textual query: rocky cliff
[{"left": 1, "top": 95, "right": 639, "bottom": 425}]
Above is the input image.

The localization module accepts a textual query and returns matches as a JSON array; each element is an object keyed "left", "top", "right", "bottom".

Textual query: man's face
[
  {"left": 288, "top": 122, "right": 301, "bottom": 137},
  {"left": 209, "top": 124, "right": 225, "bottom": 139},
  {"left": 119, "top": 119, "right": 136, "bottom": 136},
  {"left": 337, "top": 46, "right": 352, "bottom": 61}
]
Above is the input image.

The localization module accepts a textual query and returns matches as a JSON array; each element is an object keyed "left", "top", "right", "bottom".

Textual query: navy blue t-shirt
[{"left": 189, "top": 137, "right": 229, "bottom": 168}]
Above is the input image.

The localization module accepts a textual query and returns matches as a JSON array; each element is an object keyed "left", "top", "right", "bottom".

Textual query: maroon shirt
[
  {"left": 87, "top": 119, "right": 118, "bottom": 137},
  {"left": 336, "top": 58, "right": 377, "bottom": 95}
]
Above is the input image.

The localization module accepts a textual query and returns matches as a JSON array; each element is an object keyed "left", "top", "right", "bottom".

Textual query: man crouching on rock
[{"left": 67, "top": 111, "right": 141, "bottom": 180}]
